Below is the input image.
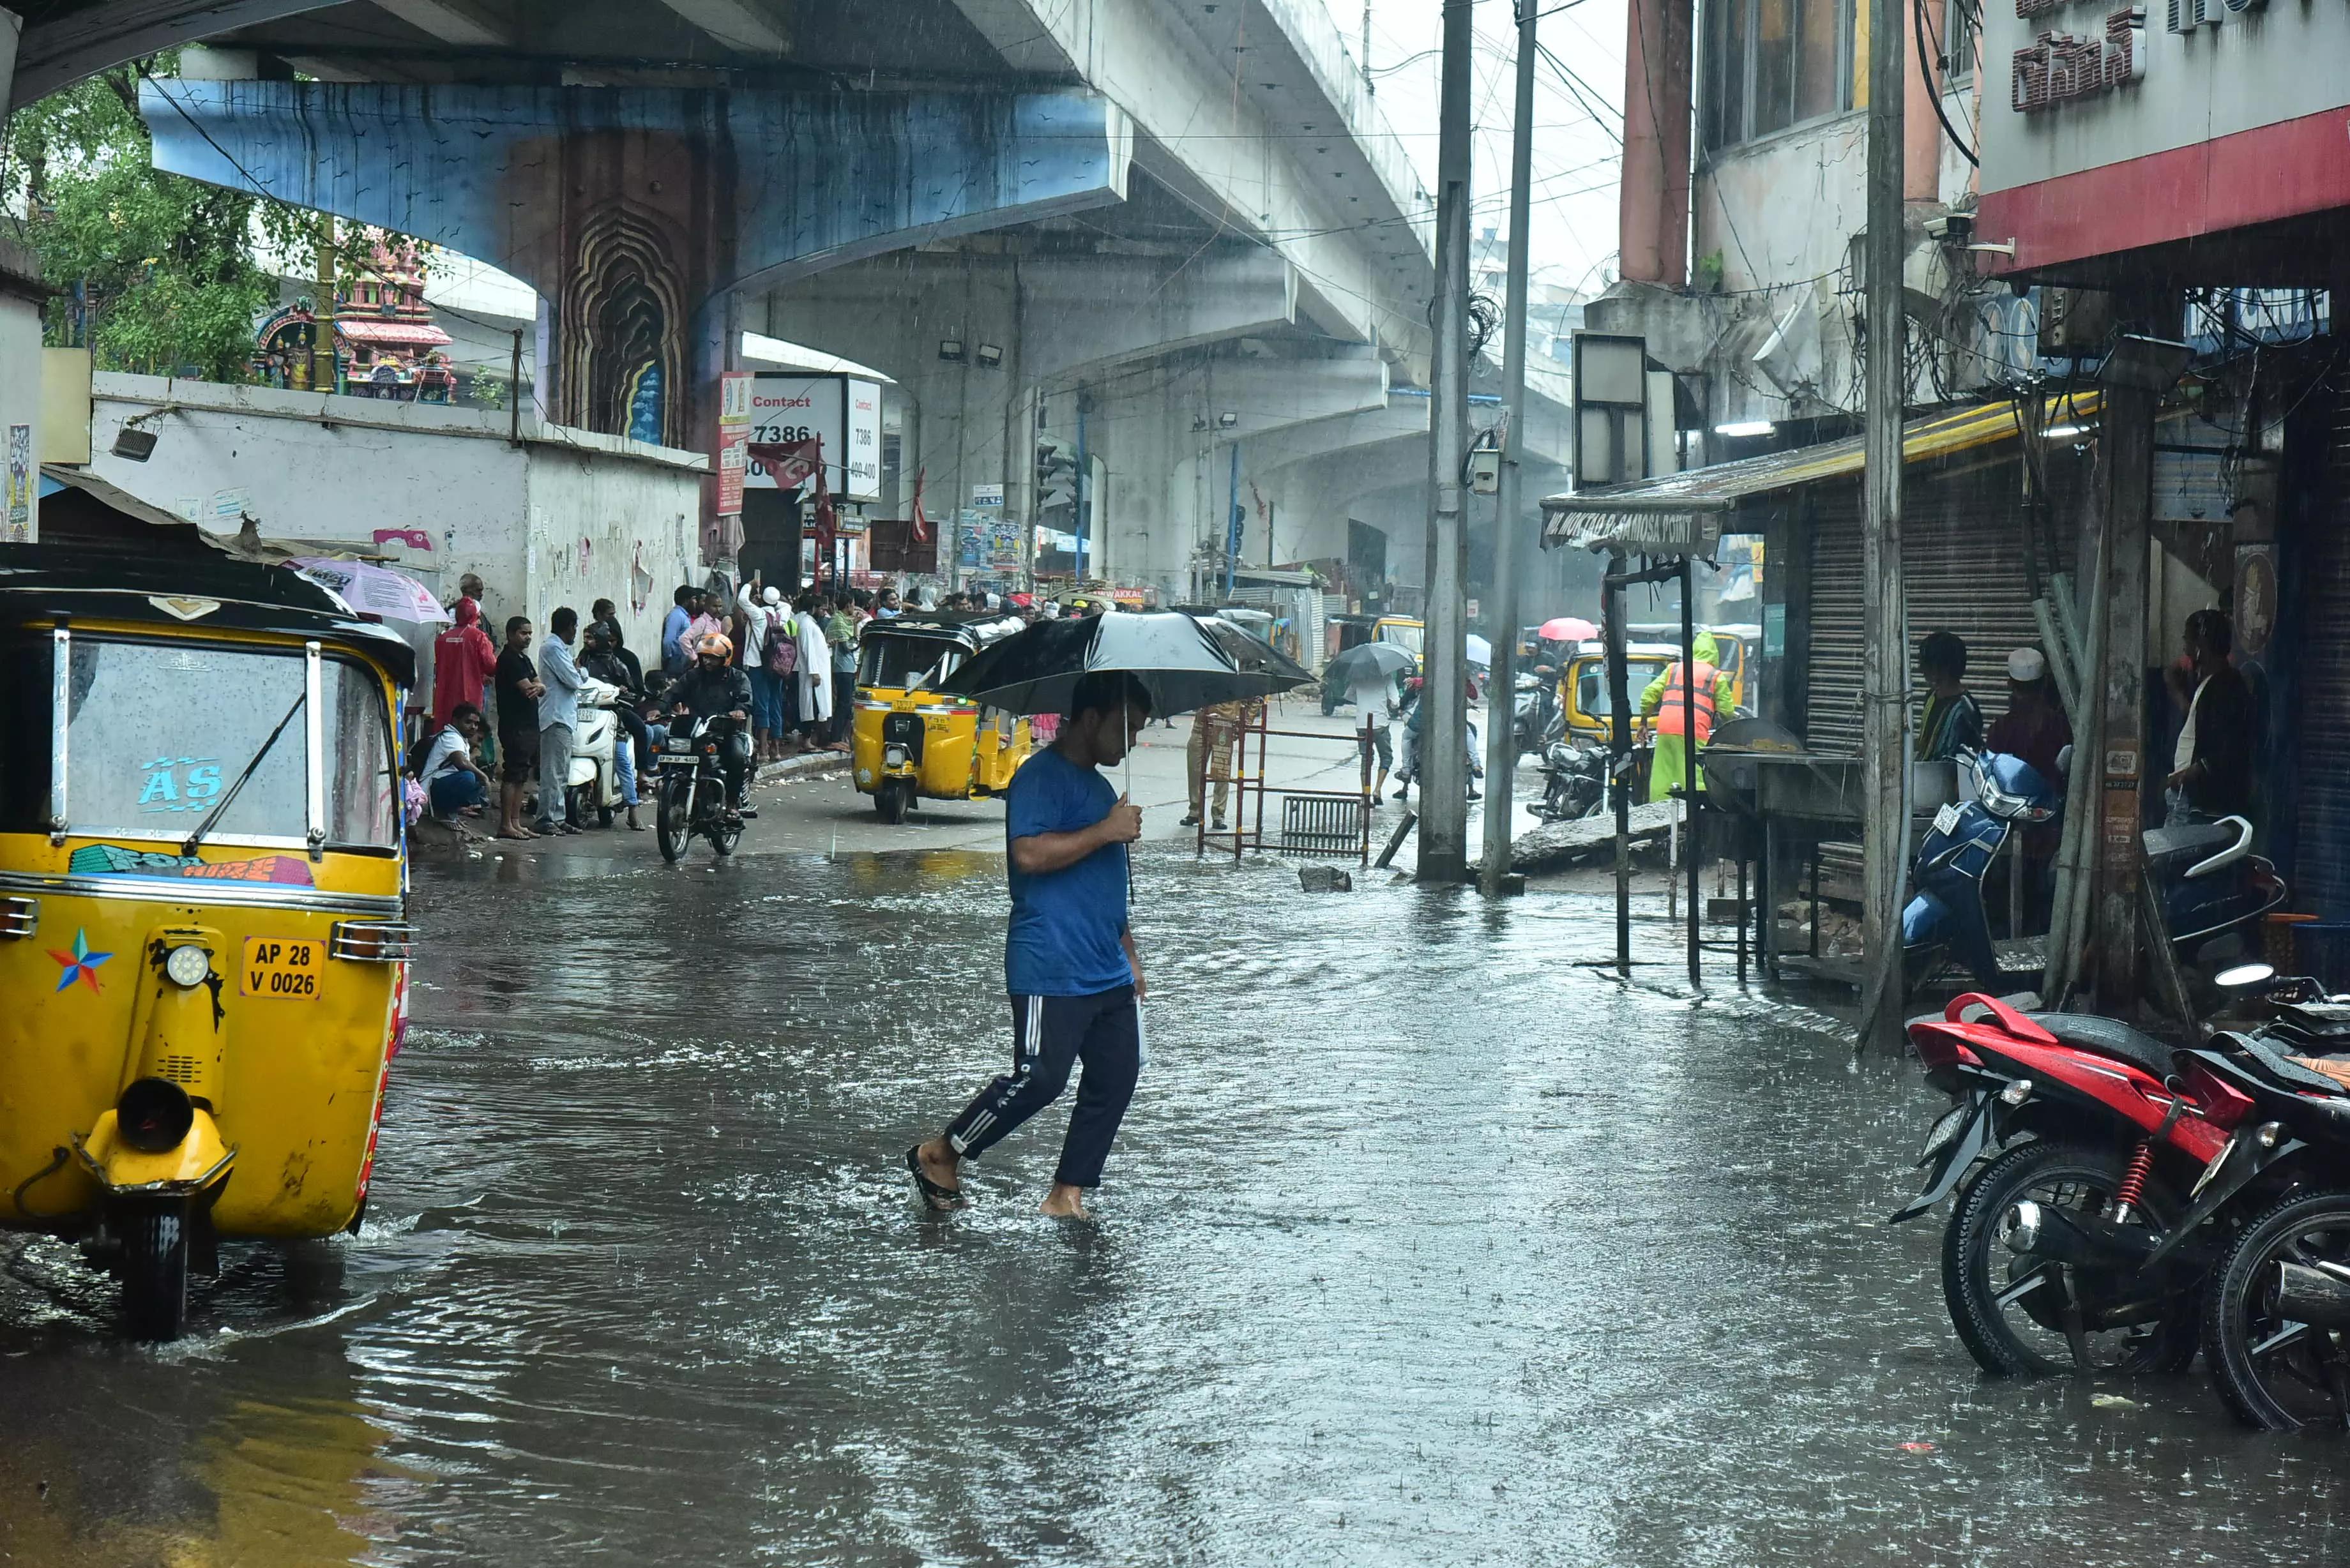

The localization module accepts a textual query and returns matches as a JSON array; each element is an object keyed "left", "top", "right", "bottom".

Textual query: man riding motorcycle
[{"left": 669, "top": 633, "right": 757, "bottom": 818}]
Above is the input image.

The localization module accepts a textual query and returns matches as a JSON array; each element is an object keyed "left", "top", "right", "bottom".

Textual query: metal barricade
[{"left": 1194, "top": 702, "right": 1374, "bottom": 866}]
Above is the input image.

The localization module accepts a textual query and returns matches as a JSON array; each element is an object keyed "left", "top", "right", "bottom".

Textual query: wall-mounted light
[
  {"left": 1192, "top": 417, "right": 1210, "bottom": 432},
  {"left": 2043, "top": 423, "right": 2091, "bottom": 439},
  {"left": 2097, "top": 334, "right": 2195, "bottom": 393},
  {"left": 111, "top": 403, "right": 178, "bottom": 461},
  {"left": 937, "top": 340, "right": 966, "bottom": 363},
  {"left": 1713, "top": 420, "right": 1773, "bottom": 438},
  {"left": 1217, "top": 411, "right": 1239, "bottom": 428}
]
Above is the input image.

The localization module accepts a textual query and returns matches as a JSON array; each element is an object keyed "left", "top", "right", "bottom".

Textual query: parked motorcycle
[
  {"left": 1893, "top": 991, "right": 2242, "bottom": 1375},
  {"left": 2143, "top": 815, "right": 2289, "bottom": 1003},
  {"left": 1531, "top": 739, "right": 1607, "bottom": 823},
  {"left": 2138, "top": 986, "right": 2350, "bottom": 1428},
  {"left": 1902, "top": 748, "right": 2063, "bottom": 992},
  {"left": 654, "top": 714, "right": 747, "bottom": 863},
  {"left": 565, "top": 675, "right": 626, "bottom": 827}
]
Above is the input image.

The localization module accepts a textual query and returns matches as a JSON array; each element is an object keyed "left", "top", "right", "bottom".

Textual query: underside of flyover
[{"left": 19, "top": 0, "right": 1445, "bottom": 585}]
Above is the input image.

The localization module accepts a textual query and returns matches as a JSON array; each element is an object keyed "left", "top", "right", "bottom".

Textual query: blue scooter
[{"left": 1903, "top": 748, "right": 2062, "bottom": 991}]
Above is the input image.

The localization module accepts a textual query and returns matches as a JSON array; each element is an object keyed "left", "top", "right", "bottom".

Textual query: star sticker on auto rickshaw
[{"left": 48, "top": 928, "right": 112, "bottom": 993}]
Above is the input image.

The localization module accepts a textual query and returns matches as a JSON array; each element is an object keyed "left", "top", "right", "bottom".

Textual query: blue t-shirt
[{"left": 1004, "top": 747, "right": 1132, "bottom": 997}]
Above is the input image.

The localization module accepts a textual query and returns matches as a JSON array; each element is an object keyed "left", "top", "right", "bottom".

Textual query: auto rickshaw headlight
[
  {"left": 118, "top": 1077, "right": 194, "bottom": 1154},
  {"left": 163, "top": 943, "right": 210, "bottom": 988}
]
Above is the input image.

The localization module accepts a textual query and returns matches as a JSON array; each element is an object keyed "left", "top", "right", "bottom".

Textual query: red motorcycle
[{"left": 1892, "top": 993, "right": 2259, "bottom": 1375}]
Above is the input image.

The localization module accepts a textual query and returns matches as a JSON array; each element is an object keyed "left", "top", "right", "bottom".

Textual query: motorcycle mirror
[
  {"left": 2217, "top": 961, "right": 2278, "bottom": 990},
  {"left": 2055, "top": 744, "right": 2075, "bottom": 776}
]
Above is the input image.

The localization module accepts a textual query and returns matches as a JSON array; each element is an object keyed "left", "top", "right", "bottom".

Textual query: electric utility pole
[
  {"left": 1420, "top": 0, "right": 1474, "bottom": 884},
  {"left": 1858, "top": 0, "right": 1910, "bottom": 1047},
  {"left": 1478, "top": 0, "right": 1539, "bottom": 896}
]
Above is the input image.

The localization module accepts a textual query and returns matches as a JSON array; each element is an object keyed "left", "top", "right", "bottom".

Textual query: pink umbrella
[
  {"left": 290, "top": 557, "right": 451, "bottom": 624},
  {"left": 1536, "top": 616, "right": 1600, "bottom": 643}
]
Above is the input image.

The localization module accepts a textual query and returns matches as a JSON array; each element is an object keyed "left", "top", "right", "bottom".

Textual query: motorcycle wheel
[
  {"left": 875, "top": 779, "right": 910, "bottom": 825},
  {"left": 655, "top": 779, "right": 690, "bottom": 863},
  {"left": 1941, "top": 1139, "right": 2198, "bottom": 1377},
  {"left": 122, "top": 1205, "right": 190, "bottom": 1340},
  {"left": 2201, "top": 1187, "right": 2350, "bottom": 1430}
]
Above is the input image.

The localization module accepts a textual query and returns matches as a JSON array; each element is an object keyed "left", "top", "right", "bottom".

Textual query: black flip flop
[{"left": 904, "top": 1146, "right": 964, "bottom": 1211}]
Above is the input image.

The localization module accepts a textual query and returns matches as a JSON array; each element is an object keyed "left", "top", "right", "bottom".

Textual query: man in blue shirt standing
[
  {"left": 661, "top": 585, "right": 699, "bottom": 677},
  {"left": 908, "top": 670, "right": 1151, "bottom": 1219}
]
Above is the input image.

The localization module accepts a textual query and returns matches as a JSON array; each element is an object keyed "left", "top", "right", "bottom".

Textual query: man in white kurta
[{"left": 793, "top": 592, "right": 832, "bottom": 745}]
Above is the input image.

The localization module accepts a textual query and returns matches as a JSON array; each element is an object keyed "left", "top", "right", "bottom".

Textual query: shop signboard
[
  {"left": 745, "top": 373, "right": 883, "bottom": 502},
  {"left": 1977, "top": 0, "right": 2350, "bottom": 277},
  {"left": 715, "top": 370, "right": 752, "bottom": 516}
]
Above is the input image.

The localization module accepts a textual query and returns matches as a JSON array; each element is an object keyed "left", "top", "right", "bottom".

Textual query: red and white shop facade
[{"left": 1976, "top": 0, "right": 2350, "bottom": 947}]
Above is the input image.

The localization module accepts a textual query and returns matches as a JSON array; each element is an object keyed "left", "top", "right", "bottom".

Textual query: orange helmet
[{"left": 697, "top": 633, "right": 734, "bottom": 661}]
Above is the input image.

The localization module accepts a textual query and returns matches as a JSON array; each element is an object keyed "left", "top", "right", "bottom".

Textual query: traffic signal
[{"left": 1036, "top": 439, "right": 1078, "bottom": 513}]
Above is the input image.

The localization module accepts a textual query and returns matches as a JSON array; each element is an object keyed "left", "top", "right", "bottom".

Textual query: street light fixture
[{"left": 937, "top": 340, "right": 965, "bottom": 363}]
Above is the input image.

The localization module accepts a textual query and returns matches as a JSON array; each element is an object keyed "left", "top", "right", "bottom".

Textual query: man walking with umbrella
[{"left": 907, "top": 670, "right": 1153, "bottom": 1219}]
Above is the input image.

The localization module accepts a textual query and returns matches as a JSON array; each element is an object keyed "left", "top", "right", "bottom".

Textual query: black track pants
[{"left": 944, "top": 986, "right": 1140, "bottom": 1189}]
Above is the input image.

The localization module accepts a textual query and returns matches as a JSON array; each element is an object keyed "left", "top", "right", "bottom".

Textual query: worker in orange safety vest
[{"left": 1640, "top": 630, "right": 1735, "bottom": 803}]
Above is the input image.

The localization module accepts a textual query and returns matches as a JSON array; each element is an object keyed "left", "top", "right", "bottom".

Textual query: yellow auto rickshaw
[
  {"left": 1558, "top": 642, "right": 1679, "bottom": 744},
  {"left": 1373, "top": 614, "right": 1425, "bottom": 672},
  {"left": 851, "top": 613, "right": 1033, "bottom": 822},
  {"left": 0, "top": 545, "right": 414, "bottom": 1338}
]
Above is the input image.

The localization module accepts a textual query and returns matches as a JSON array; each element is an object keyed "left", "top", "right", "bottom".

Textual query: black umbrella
[
  {"left": 941, "top": 610, "right": 1314, "bottom": 717},
  {"left": 1324, "top": 640, "right": 1416, "bottom": 687}
]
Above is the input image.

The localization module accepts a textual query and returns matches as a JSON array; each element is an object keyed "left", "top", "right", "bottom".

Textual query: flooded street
[{"left": 7, "top": 817, "right": 2350, "bottom": 1565}]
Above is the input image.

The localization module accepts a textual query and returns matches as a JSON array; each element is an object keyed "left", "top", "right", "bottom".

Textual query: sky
[{"left": 1360, "top": 0, "right": 1630, "bottom": 298}]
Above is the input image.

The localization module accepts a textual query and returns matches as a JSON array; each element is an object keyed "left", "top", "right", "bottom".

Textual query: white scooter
[{"left": 565, "top": 676, "right": 628, "bottom": 827}]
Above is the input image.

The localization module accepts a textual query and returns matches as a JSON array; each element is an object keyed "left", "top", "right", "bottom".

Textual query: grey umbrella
[
  {"left": 1324, "top": 640, "right": 1416, "bottom": 686},
  {"left": 940, "top": 610, "right": 1314, "bottom": 717}
]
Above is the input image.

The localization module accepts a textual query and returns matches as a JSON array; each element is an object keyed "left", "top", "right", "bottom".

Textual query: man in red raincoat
[{"left": 433, "top": 597, "right": 499, "bottom": 732}]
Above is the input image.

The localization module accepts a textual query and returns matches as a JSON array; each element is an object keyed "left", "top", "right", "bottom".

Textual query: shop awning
[
  {"left": 335, "top": 318, "right": 453, "bottom": 347},
  {"left": 1540, "top": 391, "right": 2103, "bottom": 554}
]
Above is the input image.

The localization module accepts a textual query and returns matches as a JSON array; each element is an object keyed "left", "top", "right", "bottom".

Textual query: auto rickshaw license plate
[{"left": 242, "top": 935, "right": 323, "bottom": 1000}]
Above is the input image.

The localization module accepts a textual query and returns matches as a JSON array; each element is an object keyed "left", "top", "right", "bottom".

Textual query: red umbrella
[{"left": 1536, "top": 616, "right": 1600, "bottom": 642}]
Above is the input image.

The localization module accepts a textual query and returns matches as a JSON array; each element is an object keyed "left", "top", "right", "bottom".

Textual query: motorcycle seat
[
  {"left": 2026, "top": 1013, "right": 2177, "bottom": 1081},
  {"left": 2142, "top": 821, "right": 2235, "bottom": 868}
]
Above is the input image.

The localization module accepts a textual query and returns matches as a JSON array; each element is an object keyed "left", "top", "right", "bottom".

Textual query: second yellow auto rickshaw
[
  {"left": 0, "top": 543, "right": 415, "bottom": 1338},
  {"left": 851, "top": 613, "right": 1033, "bottom": 822}
]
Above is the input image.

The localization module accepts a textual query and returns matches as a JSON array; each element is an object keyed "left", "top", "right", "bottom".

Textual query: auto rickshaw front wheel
[
  {"left": 875, "top": 778, "right": 911, "bottom": 824},
  {"left": 122, "top": 1203, "right": 190, "bottom": 1340}
]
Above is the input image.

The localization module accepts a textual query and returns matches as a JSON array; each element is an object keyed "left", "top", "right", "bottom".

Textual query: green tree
[{"left": 7, "top": 59, "right": 309, "bottom": 381}]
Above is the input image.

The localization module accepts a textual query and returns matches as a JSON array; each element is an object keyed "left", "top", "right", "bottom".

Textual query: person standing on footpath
[
  {"left": 2164, "top": 607, "right": 2256, "bottom": 827},
  {"left": 792, "top": 590, "right": 833, "bottom": 751},
  {"left": 1915, "top": 631, "right": 1983, "bottom": 762},
  {"left": 534, "top": 607, "right": 586, "bottom": 835},
  {"left": 1986, "top": 647, "right": 2072, "bottom": 930},
  {"left": 907, "top": 671, "right": 1153, "bottom": 1220},
  {"left": 661, "top": 586, "right": 699, "bottom": 677},
  {"left": 431, "top": 595, "right": 497, "bottom": 732},
  {"left": 734, "top": 575, "right": 777, "bottom": 759},
  {"left": 826, "top": 591, "right": 860, "bottom": 748},
  {"left": 493, "top": 616, "right": 545, "bottom": 840}
]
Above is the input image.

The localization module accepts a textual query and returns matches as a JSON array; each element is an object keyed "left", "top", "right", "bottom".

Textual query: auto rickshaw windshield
[
  {"left": 857, "top": 635, "right": 964, "bottom": 691},
  {"left": 52, "top": 637, "right": 398, "bottom": 848}
]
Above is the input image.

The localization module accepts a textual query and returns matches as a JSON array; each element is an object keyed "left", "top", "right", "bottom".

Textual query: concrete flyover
[{"left": 16, "top": 0, "right": 1503, "bottom": 599}]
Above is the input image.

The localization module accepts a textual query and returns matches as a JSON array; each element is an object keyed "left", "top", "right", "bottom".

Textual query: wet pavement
[{"left": 8, "top": 785, "right": 2350, "bottom": 1564}]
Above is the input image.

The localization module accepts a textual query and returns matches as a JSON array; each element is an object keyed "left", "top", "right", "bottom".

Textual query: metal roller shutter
[
  {"left": 2294, "top": 382, "right": 2350, "bottom": 917},
  {"left": 1803, "top": 458, "right": 2068, "bottom": 755}
]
